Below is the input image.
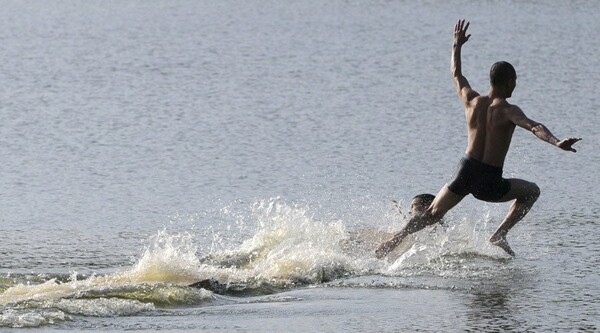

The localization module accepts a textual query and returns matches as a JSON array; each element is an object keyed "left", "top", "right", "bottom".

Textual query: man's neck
[{"left": 488, "top": 87, "right": 510, "bottom": 99}]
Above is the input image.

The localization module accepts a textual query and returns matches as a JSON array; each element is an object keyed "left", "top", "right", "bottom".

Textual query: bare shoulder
[
  {"left": 502, "top": 102, "right": 535, "bottom": 127},
  {"left": 508, "top": 103, "right": 522, "bottom": 111},
  {"left": 458, "top": 85, "right": 481, "bottom": 105},
  {"left": 470, "top": 95, "right": 492, "bottom": 109},
  {"left": 506, "top": 103, "right": 526, "bottom": 117}
]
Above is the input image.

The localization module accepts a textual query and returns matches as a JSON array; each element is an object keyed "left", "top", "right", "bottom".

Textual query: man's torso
[{"left": 464, "top": 96, "right": 517, "bottom": 168}]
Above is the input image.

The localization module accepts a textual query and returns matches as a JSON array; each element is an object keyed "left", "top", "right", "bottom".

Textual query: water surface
[{"left": 0, "top": 0, "right": 598, "bottom": 331}]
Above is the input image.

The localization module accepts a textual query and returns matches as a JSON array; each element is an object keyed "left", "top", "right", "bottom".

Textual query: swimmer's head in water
[{"left": 410, "top": 193, "right": 435, "bottom": 215}]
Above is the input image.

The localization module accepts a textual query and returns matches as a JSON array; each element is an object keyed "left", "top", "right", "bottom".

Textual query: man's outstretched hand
[
  {"left": 454, "top": 19, "right": 471, "bottom": 47},
  {"left": 557, "top": 137, "right": 582, "bottom": 152}
]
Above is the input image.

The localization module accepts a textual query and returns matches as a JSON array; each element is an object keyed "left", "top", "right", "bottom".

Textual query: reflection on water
[{"left": 466, "top": 291, "right": 525, "bottom": 332}]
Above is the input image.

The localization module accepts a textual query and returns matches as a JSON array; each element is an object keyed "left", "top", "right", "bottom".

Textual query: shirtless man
[{"left": 375, "top": 19, "right": 581, "bottom": 258}]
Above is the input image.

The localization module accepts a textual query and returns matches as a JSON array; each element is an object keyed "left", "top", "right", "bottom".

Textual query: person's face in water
[{"left": 409, "top": 198, "right": 429, "bottom": 216}]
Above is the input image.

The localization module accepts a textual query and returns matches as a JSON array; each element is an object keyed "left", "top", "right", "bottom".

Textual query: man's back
[{"left": 464, "top": 96, "right": 517, "bottom": 168}]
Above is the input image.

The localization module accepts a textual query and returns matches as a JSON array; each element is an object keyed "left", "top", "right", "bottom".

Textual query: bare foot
[{"left": 490, "top": 236, "right": 515, "bottom": 257}]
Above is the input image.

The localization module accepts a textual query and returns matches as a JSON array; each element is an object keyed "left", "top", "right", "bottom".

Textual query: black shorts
[{"left": 447, "top": 155, "right": 511, "bottom": 202}]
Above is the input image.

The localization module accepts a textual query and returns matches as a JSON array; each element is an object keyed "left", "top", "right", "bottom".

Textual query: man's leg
[
  {"left": 489, "top": 179, "right": 540, "bottom": 256},
  {"left": 375, "top": 185, "right": 465, "bottom": 258}
]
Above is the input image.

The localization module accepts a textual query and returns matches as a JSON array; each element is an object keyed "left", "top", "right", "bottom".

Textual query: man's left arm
[
  {"left": 531, "top": 123, "right": 581, "bottom": 152},
  {"left": 509, "top": 106, "right": 581, "bottom": 152}
]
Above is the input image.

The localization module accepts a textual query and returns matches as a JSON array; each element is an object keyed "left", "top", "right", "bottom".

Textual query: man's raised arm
[{"left": 452, "top": 19, "right": 479, "bottom": 104}]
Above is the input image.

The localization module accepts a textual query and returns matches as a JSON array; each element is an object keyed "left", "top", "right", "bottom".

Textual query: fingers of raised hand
[
  {"left": 457, "top": 19, "right": 468, "bottom": 29},
  {"left": 454, "top": 19, "right": 470, "bottom": 38}
]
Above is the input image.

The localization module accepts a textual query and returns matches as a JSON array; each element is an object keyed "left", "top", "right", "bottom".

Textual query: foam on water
[
  {"left": 0, "top": 198, "right": 512, "bottom": 328},
  {"left": 0, "top": 225, "right": 227, "bottom": 307},
  {"left": 0, "top": 230, "right": 214, "bottom": 327},
  {"left": 0, "top": 308, "right": 67, "bottom": 328},
  {"left": 198, "top": 198, "right": 512, "bottom": 287},
  {"left": 202, "top": 199, "right": 355, "bottom": 284},
  {"left": 127, "top": 231, "right": 204, "bottom": 285}
]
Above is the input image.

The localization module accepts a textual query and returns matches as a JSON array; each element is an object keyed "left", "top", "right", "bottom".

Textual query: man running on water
[{"left": 375, "top": 19, "right": 581, "bottom": 258}]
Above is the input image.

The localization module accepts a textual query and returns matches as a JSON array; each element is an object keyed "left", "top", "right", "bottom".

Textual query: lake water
[{"left": 0, "top": 0, "right": 599, "bottom": 331}]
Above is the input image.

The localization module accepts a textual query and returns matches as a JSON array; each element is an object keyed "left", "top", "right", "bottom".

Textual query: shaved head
[{"left": 490, "top": 61, "right": 516, "bottom": 86}]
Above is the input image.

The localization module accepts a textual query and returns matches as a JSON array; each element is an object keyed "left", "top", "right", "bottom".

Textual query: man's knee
[{"left": 526, "top": 182, "right": 541, "bottom": 201}]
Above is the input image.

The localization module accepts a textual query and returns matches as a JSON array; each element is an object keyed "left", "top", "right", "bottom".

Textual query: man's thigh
[
  {"left": 429, "top": 185, "right": 466, "bottom": 217},
  {"left": 492, "top": 178, "right": 539, "bottom": 203}
]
